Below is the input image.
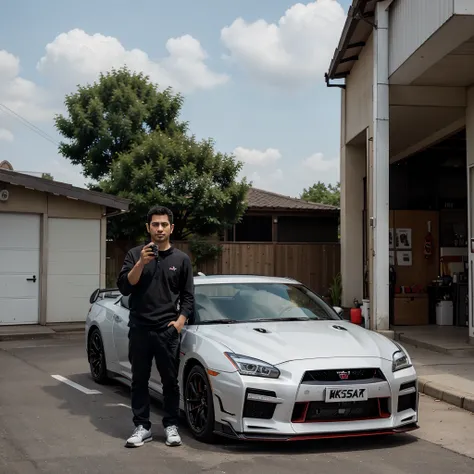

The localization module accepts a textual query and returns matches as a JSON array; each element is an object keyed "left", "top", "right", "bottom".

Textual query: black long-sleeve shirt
[{"left": 117, "top": 245, "right": 194, "bottom": 331}]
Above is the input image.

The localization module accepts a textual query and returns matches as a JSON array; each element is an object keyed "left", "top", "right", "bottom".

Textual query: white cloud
[
  {"left": 249, "top": 168, "right": 284, "bottom": 188},
  {"left": 0, "top": 30, "right": 229, "bottom": 187},
  {"left": 297, "top": 152, "right": 339, "bottom": 190},
  {"left": 37, "top": 29, "right": 229, "bottom": 95},
  {"left": 234, "top": 146, "right": 283, "bottom": 191},
  {"left": 0, "top": 50, "right": 54, "bottom": 126},
  {"left": 234, "top": 145, "right": 339, "bottom": 195},
  {"left": 303, "top": 152, "right": 339, "bottom": 173},
  {"left": 0, "top": 128, "right": 14, "bottom": 142},
  {"left": 234, "top": 146, "right": 282, "bottom": 166},
  {"left": 220, "top": 0, "right": 346, "bottom": 86}
]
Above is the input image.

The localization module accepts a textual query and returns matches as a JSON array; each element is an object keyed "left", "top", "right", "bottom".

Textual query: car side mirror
[{"left": 333, "top": 306, "right": 344, "bottom": 317}]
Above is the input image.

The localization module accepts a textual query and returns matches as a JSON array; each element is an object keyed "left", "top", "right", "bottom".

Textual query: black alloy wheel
[
  {"left": 185, "top": 365, "right": 215, "bottom": 442},
  {"left": 88, "top": 328, "right": 108, "bottom": 384}
]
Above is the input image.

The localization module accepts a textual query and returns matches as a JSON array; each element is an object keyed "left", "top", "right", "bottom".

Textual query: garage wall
[
  {"left": 0, "top": 184, "right": 115, "bottom": 325},
  {"left": 389, "top": 0, "right": 454, "bottom": 77},
  {"left": 0, "top": 185, "right": 103, "bottom": 218},
  {"left": 344, "top": 33, "right": 374, "bottom": 144},
  {"left": 46, "top": 218, "right": 101, "bottom": 323}
]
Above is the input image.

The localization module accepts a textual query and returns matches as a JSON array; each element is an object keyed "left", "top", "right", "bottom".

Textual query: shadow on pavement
[{"left": 43, "top": 371, "right": 419, "bottom": 455}]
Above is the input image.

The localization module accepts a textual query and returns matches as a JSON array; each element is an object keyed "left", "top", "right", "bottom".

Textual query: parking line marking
[
  {"left": 105, "top": 403, "right": 131, "bottom": 409},
  {"left": 51, "top": 375, "right": 102, "bottom": 395},
  {"left": 15, "top": 344, "right": 68, "bottom": 349}
]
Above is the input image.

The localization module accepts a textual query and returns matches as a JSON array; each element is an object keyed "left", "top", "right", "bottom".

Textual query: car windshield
[{"left": 192, "top": 282, "right": 341, "bottom": 324}]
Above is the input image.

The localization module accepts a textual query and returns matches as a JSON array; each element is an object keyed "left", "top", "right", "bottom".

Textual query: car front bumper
[{"left": 210, "top": 356, "right": 419, "bottom": 441}]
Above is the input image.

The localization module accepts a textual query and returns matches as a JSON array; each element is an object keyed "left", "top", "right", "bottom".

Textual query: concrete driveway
[{"left": 1, "top": 335, "right": 474, "bottom": 474}]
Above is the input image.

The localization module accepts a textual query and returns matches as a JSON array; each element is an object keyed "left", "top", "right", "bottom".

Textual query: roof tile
[{"left": 247, "top": 187, "right": 339, "bottom": 211}]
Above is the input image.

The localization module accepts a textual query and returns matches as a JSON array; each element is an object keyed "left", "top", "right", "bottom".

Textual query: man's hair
[{"left": 147, "top": 205, "right": 174, "bottom": 225}]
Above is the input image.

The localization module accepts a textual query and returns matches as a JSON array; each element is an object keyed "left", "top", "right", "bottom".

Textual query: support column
[
  {"left": 340, "top": 142, "right": 366, "bottom": 307},
  {"left": 466, "top": 87, "right": 474, "bottom": 342},
  {"left": 371, "top": 1, "right": 390, "bottom": 332}
]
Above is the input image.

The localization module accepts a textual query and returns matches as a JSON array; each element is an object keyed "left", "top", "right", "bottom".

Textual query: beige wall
[
  {"left": 344, "top": 33, "right": 374, "bottom": 145},
  {"left": 0, "top": 185, "right": 102, "bottom": 218},
  {"left": 467, "top": 86, "right": 474, "bottom": 167},
  {"left": 0, "top": 185, "right": 107, "bottom": 325},
  {"left": 340, "top": 35, "right": 374, "bottom": 305},
  {"left": 340, "top": 142, "right": 366, "bottom": 306}
]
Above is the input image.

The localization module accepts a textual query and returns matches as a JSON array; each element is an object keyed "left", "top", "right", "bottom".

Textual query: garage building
[
  {"left": 326, "top": 0, "right": 474, "bottom": 342},
  {"left": 0, "top": 163, "right": 130, "bottom": 326}
]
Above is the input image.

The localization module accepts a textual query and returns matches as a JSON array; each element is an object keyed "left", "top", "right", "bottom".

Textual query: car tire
[
  {"left": 184, "top": 364, "right": 216, "bottom": 443},
  {"left": 88, "top": 328, "right": 109, "bottom": 384}
]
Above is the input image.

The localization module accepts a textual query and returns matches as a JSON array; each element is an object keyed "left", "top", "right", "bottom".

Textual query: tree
[
  {"left": 41, "top": 173, "right": 53, "bottom": 180},
  {"left": 100, "top": 130, "right": 250, "bottom": 241},
  {"left": 54, "top": 67, "right": 249, "bottom": 242},
  {"left": 301, "top": 181, "right": 340, "bottom": 207},
  {"left": 54, "top": 67, "right": 187, "bottom": 181}
]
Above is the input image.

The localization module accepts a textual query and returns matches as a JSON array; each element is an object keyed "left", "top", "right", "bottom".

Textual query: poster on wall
[
  {"left": 389, "top": 250, "right": 395, "bottom": 266},
  {"left": 396, "top": 228, "right": 412, "bottom": 249},
  {"left": 396, "top": 250, "right": 412, "bottom": 266},
  {"left": 389, "top": 228, "right": 394, "bottom": 249}
]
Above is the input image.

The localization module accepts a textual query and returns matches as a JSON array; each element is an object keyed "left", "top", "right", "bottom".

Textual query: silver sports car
[{"left": 85, "top": 274, "right": 419, "bottom": 443}]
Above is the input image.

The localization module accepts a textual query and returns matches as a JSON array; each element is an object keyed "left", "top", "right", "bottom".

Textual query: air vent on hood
[
  {"left": 253, "top": 327, "right": 270, "bottom": 334},
  {"left": 332, "top": 325, "right": 347, "bottom": 331}
]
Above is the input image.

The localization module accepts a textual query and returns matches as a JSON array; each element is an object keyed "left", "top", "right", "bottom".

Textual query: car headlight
[
  {"left": 392, "top": 343, "right": 412, "bottom": 372},
  {"left": 225, "top": 353, "right": 280, "bottom": 379}
]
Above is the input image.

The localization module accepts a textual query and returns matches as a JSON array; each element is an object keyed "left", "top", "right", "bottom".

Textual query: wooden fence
[{"left": 107, "top": 241, "right": 340, "bottom": 296}]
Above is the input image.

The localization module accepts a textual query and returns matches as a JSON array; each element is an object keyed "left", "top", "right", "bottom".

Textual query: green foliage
[
  {"left": 54, "top": 67, "right": 187, "bottom": 181},
  {"left": 41, "top": 173, "right": 53, "bottom": 180},
  {"left": 301, "top": 181, "right": 340, "bottom": 207},
  {"left": 99, "top": 130, "right": 250, "bottom": 241},
  {"left": 54, "top": 67, "right": 249, "bottom": 242},
  {"left": 188, "top": 237, "right": 223, "bottom": 272}
]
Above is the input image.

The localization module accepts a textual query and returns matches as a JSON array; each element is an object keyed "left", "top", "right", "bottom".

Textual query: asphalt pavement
[{"left": 1, "top": 336, "right": 474, "bottom": 474}]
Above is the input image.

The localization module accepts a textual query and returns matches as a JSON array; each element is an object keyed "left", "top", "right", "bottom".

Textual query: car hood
[{"left": 197, "top": 320, "right": 396, "bottom": 366}]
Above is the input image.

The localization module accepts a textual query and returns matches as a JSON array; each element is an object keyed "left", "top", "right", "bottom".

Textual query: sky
[{"left": 0, "top": 0, "right": 351, "bottom": 198}]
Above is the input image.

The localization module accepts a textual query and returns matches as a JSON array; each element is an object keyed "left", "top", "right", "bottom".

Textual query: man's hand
[
  {"left": 139, "top": 242, "right": 155, "bottom": 266},
  {"left": 168, "top": 316, "right": 186, "bottom": 334},
  {"left": 127, "top": 243, "right": 155, "bottom": 286}
]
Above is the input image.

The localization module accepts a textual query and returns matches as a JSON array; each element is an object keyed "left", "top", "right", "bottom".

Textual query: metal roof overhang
[
  {"left": 0, "top": 168, "right": 130, "bottom": 217},
  {"left": 325, "top": 0, "right": 378, "bottom": 87}
]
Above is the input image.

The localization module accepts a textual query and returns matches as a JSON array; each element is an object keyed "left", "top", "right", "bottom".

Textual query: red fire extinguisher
[{"left": 350, "top": 299, "right": 362, "bottom": 325}]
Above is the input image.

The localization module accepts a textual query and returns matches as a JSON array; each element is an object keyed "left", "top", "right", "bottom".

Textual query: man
[{"left": 117, "top": 205, "right": 194, "bottom": 448}]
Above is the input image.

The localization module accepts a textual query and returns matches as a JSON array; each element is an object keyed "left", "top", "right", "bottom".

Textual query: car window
[{"left": 193, "top": 283, "right": 340, "bottom": 324}]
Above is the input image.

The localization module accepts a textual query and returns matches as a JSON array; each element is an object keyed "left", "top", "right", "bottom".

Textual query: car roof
[{"left": 193, "top": 274, "right": 300, "bottom": 285}]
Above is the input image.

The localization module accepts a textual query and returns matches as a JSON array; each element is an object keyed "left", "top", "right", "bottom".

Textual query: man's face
[{"left": 146, "top": 214, "right": 173, "bottom": 244}]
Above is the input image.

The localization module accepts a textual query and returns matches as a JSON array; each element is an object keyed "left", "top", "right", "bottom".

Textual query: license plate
[{"left": 325, "top": 386, "right": 368, "bottom": 403}]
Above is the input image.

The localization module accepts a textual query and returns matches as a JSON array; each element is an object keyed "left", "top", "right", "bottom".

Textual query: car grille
[
  {"left": 292, "top": 398, "right": 391, "bottom": 423},
  {"left": 301, "top": 368, "right": 386, "bottom": 383}
]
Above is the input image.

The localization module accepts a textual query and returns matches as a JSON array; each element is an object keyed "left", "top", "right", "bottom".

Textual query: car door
[{"left": 112, "top": 295, "right": 132, "bottom": 378}]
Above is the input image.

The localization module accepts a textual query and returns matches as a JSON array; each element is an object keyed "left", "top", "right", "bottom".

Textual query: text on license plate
[{"left": 325, "top": 387, "right": 368, "bottom": 402}]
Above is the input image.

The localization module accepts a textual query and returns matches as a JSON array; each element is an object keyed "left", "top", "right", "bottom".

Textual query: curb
[
  {"left": 418, "top": 376, "right": 474, "bottom": 413},
  {"left": 0, "top": 330, "right": 84, "bottom": 342},
  {"left": 397, "top": 334, "right": 474, "bottom": 357}
]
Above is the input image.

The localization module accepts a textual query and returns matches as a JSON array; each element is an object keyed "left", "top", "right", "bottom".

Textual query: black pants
[{"left": 128, "top": 326, "right": 180, "bottom": 430}]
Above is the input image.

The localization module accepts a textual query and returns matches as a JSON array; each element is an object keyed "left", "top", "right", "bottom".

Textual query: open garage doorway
[{"left": 389, "top": 129, "right": 469, "bottom": 332}]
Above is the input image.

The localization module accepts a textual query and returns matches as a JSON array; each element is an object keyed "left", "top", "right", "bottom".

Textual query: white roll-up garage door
[
  {"left": 0, "top": 213, "right": 41, "bottom": 325},
  {"left": 47, "top": 218, "right": 100, "bottom": 323}
]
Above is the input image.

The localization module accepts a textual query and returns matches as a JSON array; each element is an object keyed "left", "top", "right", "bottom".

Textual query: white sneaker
[
  {"left": 126, "top": 425, "right": 152, "bottom": 447},
  {"left": 165, "top": 425, "right": 182, "bottom": 446}
]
